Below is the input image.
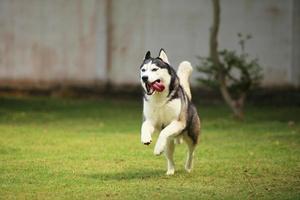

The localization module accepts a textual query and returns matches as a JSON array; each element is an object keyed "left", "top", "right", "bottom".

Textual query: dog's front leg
[
  {"left": 154, "top": 120, "right": 185, "bottom": 155},
  {"left": 141, "top": 120, "right": 155, "bottom": 145}
]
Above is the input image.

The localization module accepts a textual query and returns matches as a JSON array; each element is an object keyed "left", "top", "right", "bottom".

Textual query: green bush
[{"left": 197, "top": 34, "right": 263, "bottom": 119}]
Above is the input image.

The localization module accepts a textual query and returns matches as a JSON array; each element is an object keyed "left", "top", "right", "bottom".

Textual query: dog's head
[{"left": 140, "top": 49, "right": 176, "bottom": 96}]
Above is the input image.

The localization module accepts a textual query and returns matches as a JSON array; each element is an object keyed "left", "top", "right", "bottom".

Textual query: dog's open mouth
[{"left": 145, "top": 80, "right": 165, "bottom": 95}]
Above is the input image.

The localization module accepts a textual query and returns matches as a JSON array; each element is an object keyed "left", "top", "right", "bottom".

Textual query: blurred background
[
  {"left": 0, "top": 1, "right": 300, "bottom": 198},
  {"left": 0, "top": 0, "right": 299, "bottom": 94}
]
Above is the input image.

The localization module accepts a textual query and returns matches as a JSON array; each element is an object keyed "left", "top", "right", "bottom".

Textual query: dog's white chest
[{"left": 144, "top": 98, "right": 181, "bottom": 127}]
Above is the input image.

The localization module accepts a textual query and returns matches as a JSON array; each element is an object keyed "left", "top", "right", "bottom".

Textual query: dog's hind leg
[
  {"left": 183, "top": 135, "right": 197, "bottom": 173},
  {"left": 174, "top": 135, "right": 183, "bottom": 145},
  {"left": 164, "top": 140, "right": 175, "bottom": 175}
]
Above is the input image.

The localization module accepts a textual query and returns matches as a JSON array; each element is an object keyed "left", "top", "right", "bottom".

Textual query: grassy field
[{"left": 0, "top": 96, "right": 299, "bottom": 199}]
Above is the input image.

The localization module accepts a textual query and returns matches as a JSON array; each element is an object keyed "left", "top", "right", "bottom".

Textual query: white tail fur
[{"left": 177, "top": 61, "right": 193, "bottom": 100}]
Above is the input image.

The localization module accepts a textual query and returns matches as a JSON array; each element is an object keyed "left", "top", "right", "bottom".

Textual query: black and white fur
[{"left": 140, "top": 49, "right": 201, "bottom": 175}]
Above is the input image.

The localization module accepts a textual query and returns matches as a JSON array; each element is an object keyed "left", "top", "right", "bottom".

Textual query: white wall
[
  {"left": 0, "top": 0, "right": 299, "bottom": 88},
  {"left": 111, "top": 0, "right": 298, "bottom": 87},
  {"left": 219, "top": 0, "right": 294, "bottom": 86},
  {"left": 0, "top": 0, "right": 107, "bottom": 86},
  {"left": 292, "top": 0, "right": 300, "bottom": 86}
]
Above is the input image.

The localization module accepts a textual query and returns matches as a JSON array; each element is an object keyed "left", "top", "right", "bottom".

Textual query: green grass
[{"left": 0, "top": 96, "right": 299, "bottom": 199}]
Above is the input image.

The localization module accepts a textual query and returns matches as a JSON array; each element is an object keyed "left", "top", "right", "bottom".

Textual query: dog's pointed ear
[
  {"left": 158, "top": 48, "right": 169, "bottom": 64},
  {"left": 144, "top": 51, "right": 151, "bottom": 60}
]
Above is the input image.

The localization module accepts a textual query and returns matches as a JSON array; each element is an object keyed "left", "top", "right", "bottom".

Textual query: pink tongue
[{"left": 151, "top": 81, "right": 165, "bottom": 92}]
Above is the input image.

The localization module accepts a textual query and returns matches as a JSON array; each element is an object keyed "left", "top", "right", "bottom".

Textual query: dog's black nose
[{"left": 142, "top": 76, "right": 148, "bottom": 83}]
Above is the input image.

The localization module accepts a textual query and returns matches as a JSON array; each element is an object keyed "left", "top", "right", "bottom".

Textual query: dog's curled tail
[{"left": 177, "top": 61, "right": 193, "bottom": 100}]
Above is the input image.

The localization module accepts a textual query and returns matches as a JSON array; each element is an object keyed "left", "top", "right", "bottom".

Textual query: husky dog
[{"left": 140, "top": 49, "right": 201, "bottom": 175}]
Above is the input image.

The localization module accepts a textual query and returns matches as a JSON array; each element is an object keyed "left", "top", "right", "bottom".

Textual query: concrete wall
[
  {"left": 220, "top": 0, "right": 294, "bottom": 86},
  {"left": 292, "top": 0, "right": 300, "bottom": 86},
  {"left": 0, "top": 0, "right": 107, "bottom": 87},
  {"left": 0, "top": 0, "right": 299, "bottom": 88}
]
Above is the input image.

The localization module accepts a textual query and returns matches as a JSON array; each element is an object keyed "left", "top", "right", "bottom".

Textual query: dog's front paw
[
  {"left": 154, "top": 138, "right": 166, "bottom": 156},
  {"left": 141, "top": 134, "right": 152, "bottom": 145},
  {"left": 143, "top": 140, "right": 152, "bottom": 145}
]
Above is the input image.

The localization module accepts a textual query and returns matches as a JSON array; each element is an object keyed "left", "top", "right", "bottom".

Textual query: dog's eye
[
  {"left": 141, "top": 69, "right": 146, "bottom": 72},
  {"left": 152, "top": 68, "right": 158, "bottom": 72}
]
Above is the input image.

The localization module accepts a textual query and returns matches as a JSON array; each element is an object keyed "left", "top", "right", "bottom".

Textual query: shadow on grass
[{"left": 82, "top": 169, "right": 166, "bottom": 181}]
